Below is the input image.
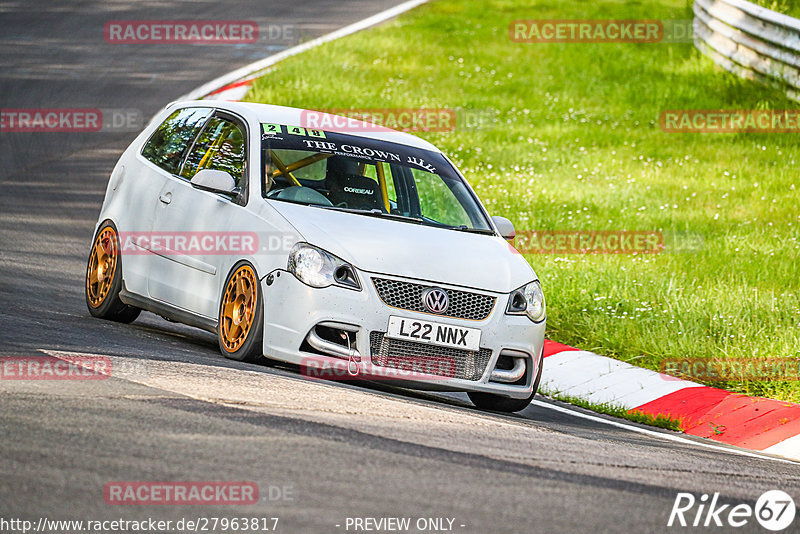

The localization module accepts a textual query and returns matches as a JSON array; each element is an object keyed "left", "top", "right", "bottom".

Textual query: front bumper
[{"left": 261, "top": 269, "right": 545, "bottom": 400}]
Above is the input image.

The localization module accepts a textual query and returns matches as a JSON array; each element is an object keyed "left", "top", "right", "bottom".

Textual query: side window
[
  {"left": 141, "top": 108, "right": 212, "bottom": 174},
  {"left": 180, "top": 116, "right": 247, "bottom": 189}
]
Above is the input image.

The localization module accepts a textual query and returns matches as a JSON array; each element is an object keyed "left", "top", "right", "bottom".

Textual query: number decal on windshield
[{"left": 262, "top": 123, "right": 281, "bottom": 134}]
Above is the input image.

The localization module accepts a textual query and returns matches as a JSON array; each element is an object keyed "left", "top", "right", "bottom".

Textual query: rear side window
[
  {"left": 180, "top": 116, "right": 247, "bottom": 188},
  {"left": 141, "top": 107, "right": 212, "bottom": 174}
]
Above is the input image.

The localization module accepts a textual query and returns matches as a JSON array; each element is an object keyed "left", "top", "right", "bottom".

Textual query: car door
[
  {"left": 122, "top": 106, "right": 213, "bottom": 297},
  {"left": 147, "top": 111, "right": 251, "bottom": 319}
]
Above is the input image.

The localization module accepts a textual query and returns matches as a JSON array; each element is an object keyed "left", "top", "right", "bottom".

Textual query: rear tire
[
  {"left": 217, "top": 262, "right": 264, "bottom": 363},
  {"left": 468, "top": 350, "right": 544, "bottom": 413},
  {"left": 85, "top": 221, "right": 140, "bottom": 323}
]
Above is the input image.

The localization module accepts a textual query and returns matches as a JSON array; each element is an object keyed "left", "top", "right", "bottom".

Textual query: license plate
[{"left": 386, "top": 316, "right": 481, "bottom": 351}]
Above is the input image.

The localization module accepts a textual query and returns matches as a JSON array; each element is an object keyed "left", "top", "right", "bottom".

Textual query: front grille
[
  {"left": 369, "top": 331, "right": 492, "bottom": 381},
  {"left": 372, "top": 278, "right": 496, "bottom": 320}
]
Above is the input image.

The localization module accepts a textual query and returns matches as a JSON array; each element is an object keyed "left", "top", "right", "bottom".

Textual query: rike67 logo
[{"left": 668, "top": 490, "right": 796, "bottom": 531}]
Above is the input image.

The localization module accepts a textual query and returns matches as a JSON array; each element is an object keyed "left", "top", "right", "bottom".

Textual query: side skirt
[{"left": 119, "top": 286, "right": 218, "bottom": 334}]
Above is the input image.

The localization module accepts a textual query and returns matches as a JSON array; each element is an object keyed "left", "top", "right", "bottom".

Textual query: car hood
[{"left": 269, "top": 201, "right": 536, "bottom": 293}]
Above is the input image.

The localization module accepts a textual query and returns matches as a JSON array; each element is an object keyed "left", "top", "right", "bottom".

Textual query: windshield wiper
[
  {"left": 317, "top": 207, "right": 493, "bottom": 233},
  {"left": 319, "top": 206, "right": 424, "bottom": 224},
  {"left": 447, "top": 225, "right": 496, "bottom": 235}
]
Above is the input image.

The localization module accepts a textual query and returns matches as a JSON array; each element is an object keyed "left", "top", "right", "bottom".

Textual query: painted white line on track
[
  {"left": 532, "top": 400, "right": 798, "bottom": 464},
  {"left": 175, "top": 0, "right": 430, "bottom": 102}
]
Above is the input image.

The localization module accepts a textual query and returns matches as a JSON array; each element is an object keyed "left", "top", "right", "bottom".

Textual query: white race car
[{"left": 86, "top": 101, "right": 546, "bottom": 412}]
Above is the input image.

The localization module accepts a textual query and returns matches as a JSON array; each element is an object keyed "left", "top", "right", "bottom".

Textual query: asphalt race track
[{"left": 0, "top": 2, "right": 798, "bottom": 533}]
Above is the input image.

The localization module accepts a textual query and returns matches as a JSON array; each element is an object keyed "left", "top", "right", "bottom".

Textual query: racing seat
[{"left": 325, "top": 158, "right": 384, "bottom": 211}]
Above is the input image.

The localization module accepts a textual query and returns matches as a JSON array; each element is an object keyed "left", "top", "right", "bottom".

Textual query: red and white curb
[
  {"left": 175, "top": 0, "right": 799, "bottom": 464},
  {"left": 541, "top": 341, "right": 800, "bottom": 462}
]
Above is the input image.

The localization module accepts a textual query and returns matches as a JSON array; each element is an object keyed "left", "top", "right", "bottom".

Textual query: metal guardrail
[{"left": 694, "top": 0, "right": 800, "bottom": 102}]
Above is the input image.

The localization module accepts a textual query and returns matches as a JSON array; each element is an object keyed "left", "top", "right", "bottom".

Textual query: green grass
[
  {"left": 544, "top": 392, "right": 684, "bottom": 431},
  {"left": 751, "top": 0, "right": 800, "bottom": 18},
  {"left": 246, "top": 0, "right": 800, "bottom": 404}
]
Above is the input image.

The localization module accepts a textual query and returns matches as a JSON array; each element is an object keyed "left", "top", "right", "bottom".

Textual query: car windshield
[{"left": 260, "top": 124, "right": 492, "bottom": 232}]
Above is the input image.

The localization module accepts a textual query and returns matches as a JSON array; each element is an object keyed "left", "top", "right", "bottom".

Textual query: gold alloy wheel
[
  {"left": 86, "top": 227, "right": 118, "bottom": 308},
  {"left": 219, "top": 265, "right": 258, "bottom": 353}
]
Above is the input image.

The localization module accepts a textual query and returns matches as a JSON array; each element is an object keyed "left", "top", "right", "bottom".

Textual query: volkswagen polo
[{"left": 85, "top": 101, "right": 546, "bottom": 412}]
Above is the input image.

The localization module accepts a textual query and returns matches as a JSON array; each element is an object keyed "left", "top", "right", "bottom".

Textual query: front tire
[
  {"left": 85, "top": 221, "right": 140, "bottom": 323},
  {"left": 468, "top": 351, "right": 544, "bottom": 413},
  {"left": 218, "top": 262, "right": 264, "bottom": 363}
]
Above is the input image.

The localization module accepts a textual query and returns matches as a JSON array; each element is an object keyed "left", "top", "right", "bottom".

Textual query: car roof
[{"left": 168, "top": 100, "right": 443, "bottom": 153}]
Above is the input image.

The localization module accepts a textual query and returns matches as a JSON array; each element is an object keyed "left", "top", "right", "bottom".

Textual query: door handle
[{"left": 158, "top": 192, "right": 172, "bottom": 205}]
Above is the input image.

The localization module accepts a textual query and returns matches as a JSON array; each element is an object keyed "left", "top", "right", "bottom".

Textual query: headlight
[
  {"left": 287, "top": 243, "right": 360, "bottom": 290},
  {"left": 506, "top": 280, "right": 546, "bottom": 323}
]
